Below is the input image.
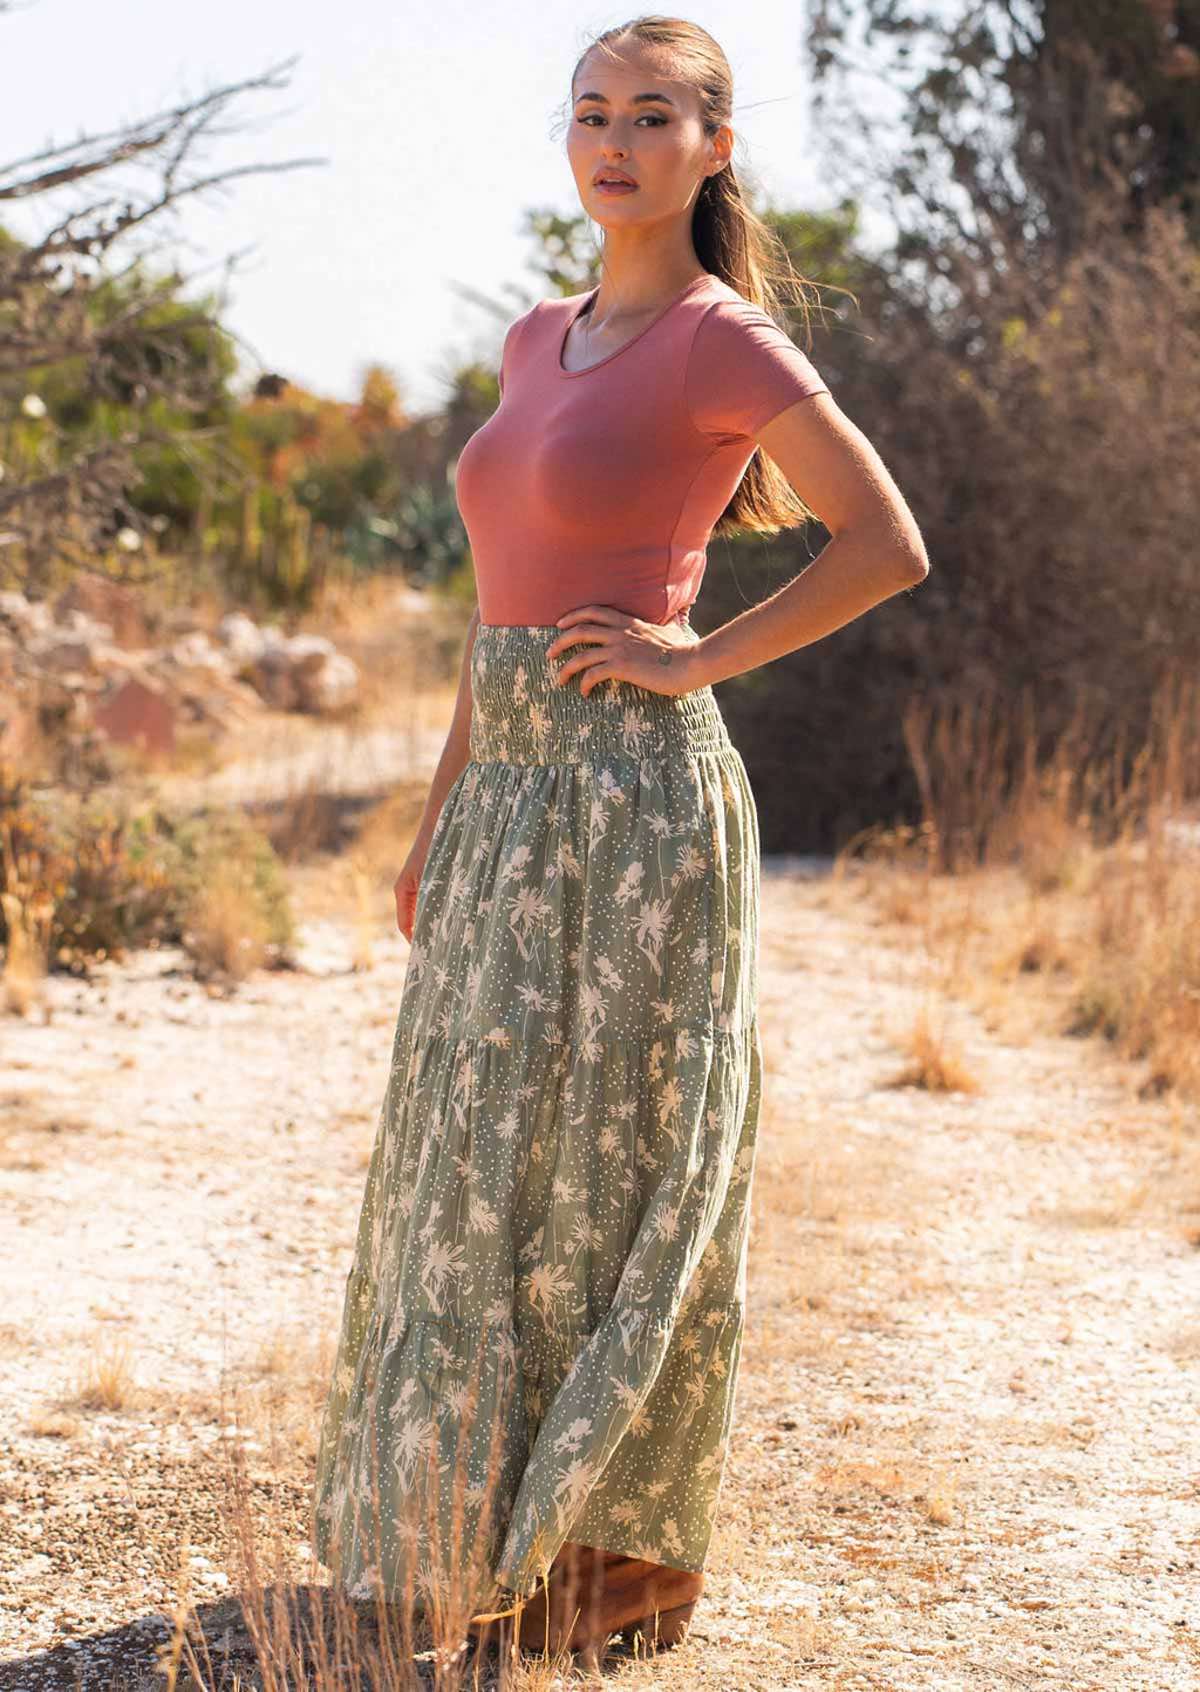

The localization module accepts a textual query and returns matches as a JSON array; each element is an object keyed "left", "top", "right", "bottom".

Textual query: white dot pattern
[{"left": 310, "top": 622, "right": 763, "bottom": 1615}]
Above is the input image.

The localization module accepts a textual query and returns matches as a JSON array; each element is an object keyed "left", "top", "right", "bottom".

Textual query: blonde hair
[{"left": 570, "top": 14, "right": 833, "bottom": 534}]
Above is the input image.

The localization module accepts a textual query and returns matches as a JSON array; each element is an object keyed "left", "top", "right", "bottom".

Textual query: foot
[
  {"left": 618, "top": 1597, "right": 699, "bottom": 1650},
  {"left": 478, "top": 1542, "right": 703, "bottom": 1657}
]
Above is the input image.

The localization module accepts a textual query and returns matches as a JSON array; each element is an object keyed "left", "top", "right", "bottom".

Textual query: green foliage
[
  {"left": 163, "top": 807, "right": 294, "bottom": 953},
  {"left": 518, "top": 208, "right": 601, "bottom": 297},
  {"left": 387, "top": 482, "right": 472, "bottom": 586},
  {"left": 0, "top": 767, "right": 292, "bottom": 976},
  {"left": 9, "top": 241, "right": 243, "bottom": 552},
  {"left": 805, "top": 0, "right": 1200, "bottom": 257}
]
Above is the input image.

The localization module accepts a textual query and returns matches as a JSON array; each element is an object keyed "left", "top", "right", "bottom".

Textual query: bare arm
[{"left": 685, "top": 392, "right": 930, "bottom": 688}]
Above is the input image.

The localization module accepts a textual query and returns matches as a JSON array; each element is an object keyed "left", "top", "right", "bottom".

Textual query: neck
[{"left": 586, "top": 240, "right": 708, "bottom": 323}]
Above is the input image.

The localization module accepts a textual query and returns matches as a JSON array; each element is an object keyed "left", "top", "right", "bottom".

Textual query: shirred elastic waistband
[{"left": 468, "top": 622, "right": 733, "bottom": 764}]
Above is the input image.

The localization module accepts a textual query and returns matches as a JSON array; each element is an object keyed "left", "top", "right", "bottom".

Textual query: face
[{"left": 567, "top": 42, "right": 730, "bottom": 228}]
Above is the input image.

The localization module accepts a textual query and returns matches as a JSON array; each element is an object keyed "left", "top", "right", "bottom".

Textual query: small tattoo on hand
[{"left": 658, "top": 650, "right": 672, "bottom": 666}]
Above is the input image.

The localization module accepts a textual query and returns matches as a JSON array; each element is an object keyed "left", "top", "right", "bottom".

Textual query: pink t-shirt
[{"left": 455, "top": 270, "right": 830, "bottom": 626}]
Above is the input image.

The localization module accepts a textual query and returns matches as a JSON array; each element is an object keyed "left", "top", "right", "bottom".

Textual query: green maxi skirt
[{"left": 310, "top": 619, "right": 763, "bottom": 1619}]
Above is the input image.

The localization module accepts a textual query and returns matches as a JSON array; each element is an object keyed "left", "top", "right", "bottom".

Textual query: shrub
[{"left": 0, "top": 765, "right": 293, "bottom": 980}]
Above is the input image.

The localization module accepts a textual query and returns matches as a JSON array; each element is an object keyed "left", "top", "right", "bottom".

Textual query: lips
[{"left": 594, "top": 170, "right": 637, "bottom": 188}]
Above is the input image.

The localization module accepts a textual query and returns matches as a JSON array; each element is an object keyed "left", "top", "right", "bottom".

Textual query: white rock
[
  {"left": 216, "top": 611, "right": 267, "bottom": 664},
  {"left": 0, "top": 590, "right": 51, "bottom": 635},
  {"left": 168, "top": 631, "right": 225, "bottom": 670},
  {"left": 58, "top": 607, "right": 114, "bottom": 643},
  {"left": 297, "top": 651, "right": 359, "bottom": 713},
  {"left": 286, "top": 632, "right": 336, "bottom": 666}
]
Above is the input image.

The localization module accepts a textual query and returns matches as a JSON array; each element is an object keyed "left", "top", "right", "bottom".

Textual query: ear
[{"left": 707, "top": 124, "right": 733, "bottom": 176}]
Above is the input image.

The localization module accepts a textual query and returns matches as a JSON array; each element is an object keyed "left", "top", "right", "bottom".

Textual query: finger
[
  {"left": 555, "top": 645, "right": 612, "bottom": 685},
  {"left": 554, "top": 611, "right": 631, "bottom": 649},
  {"left": 579, "top": 665, "right": 613, "bottom": 697},
  {"left": 551, "top": 636, "right": 612, "bottom": 673},
  {"left": 550, "top": 627, "right": 603, "bottom": 658},
  {"left": 555, "top": 605, "right": 623, "bottom": 628}
]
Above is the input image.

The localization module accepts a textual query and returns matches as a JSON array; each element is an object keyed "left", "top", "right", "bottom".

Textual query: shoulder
[
  {"left": 527, "top": 290, "right": 588, "bottom": 324},
  {"left": 504, "top": 290, "right": 582, "bottom": 346},
  {"left": 498, "top": 298, "right": 549, "bottom": 371},
  {"left": 505, "top": 299, "right": 543, "bottom": 341},
  {"left": 686, "top": 280, "right": 807, "bottom": 348},
  {"left": 540, "top": 289, "right": 588, "bottom": 314},
  {"left": 683, "top": 279, "right": 829, "bottom": 439}
]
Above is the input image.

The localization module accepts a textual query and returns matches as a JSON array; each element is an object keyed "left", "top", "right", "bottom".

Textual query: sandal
[{"left": 469, "top": 1541, "right": 703, "bottom": 1656}]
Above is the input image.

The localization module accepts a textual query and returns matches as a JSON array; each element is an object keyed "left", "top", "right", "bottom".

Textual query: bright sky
[{"left": 1, "top": 0, "right": 872, "bottom": 416}]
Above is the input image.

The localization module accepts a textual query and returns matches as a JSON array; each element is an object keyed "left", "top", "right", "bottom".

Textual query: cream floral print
[{"left": 311, "top": 621, "right": 763, "bottom": 1617}]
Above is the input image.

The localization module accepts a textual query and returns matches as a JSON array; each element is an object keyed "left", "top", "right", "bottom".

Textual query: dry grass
[
  {"left": 182, "top": 869, "right": 273, "bottom": 982},
  {"left": 69, "top": 1335, "right": 141, "bottom": 1414},
  {"left": 0, "top": 839, "right": 54, "bottom": 1015},
  {"left": 4, "top": 596, "right": 1199, "bottom": 1687},
  {"left": 263, "top": 579, "right": 465, "bottom": 848},
  {"left": 24, "top": 1407, "right": 81, "bottom": 1439},
  {"left": 882, "top": 1005, "right": 980, "bottom": 1095},
  {"left": 844, "top": 666, "right": 1200, "bottom": 1109},
  {"left": 115, "top": 1325, "right": 679, "bottom": 1692}
]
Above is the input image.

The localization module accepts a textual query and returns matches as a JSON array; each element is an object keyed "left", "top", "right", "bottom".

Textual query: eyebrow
[{"left": 572, "top": 90, "right": 678, "bottom": 108}]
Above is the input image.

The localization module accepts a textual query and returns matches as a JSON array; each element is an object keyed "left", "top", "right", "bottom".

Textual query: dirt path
[
  {"left": 156, "top": 717, "right": 449, "bottom": 813},
  {"left": 0, "top": 862, "right": 1196, "bottom": 1690}
]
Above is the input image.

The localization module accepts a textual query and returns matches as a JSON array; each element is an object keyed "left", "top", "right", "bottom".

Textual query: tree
[
  {"left": 804, "top": 0, "right": 1200, "bottom": 320},
  {"left": 0, "top": 32, "right": 327, "bottom": 593}
]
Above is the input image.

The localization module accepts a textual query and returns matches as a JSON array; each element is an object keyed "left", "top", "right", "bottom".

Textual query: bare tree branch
[
  {"left": 0, "top": 43, "right": 326, "bottom": 592},
  {"left": 0, "top": 55, "right": 302, "bottom": 187}
]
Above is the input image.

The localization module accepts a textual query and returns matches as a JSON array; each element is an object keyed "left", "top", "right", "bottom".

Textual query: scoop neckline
[{"left": 556, "top": 272, "right": 712, "bottom": 377}]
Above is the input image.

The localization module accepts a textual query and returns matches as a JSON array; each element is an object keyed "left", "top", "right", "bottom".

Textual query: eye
[{"left": 575, "top": 112, "right": 668, "bottom": 127}]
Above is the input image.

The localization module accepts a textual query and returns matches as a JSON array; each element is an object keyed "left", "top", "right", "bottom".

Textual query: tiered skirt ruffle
[{"left": 311, "top": 620, "right": 763, "bottom": 1615}]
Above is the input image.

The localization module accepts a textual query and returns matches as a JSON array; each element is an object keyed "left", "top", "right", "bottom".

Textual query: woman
[{"left": 311, "top": 14, "right": 928, "bottom": 1663}]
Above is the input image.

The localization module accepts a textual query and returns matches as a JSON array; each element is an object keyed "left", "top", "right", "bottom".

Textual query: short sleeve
[{"left": 686, "top": 297, "right": 829, "bottom": 441}]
